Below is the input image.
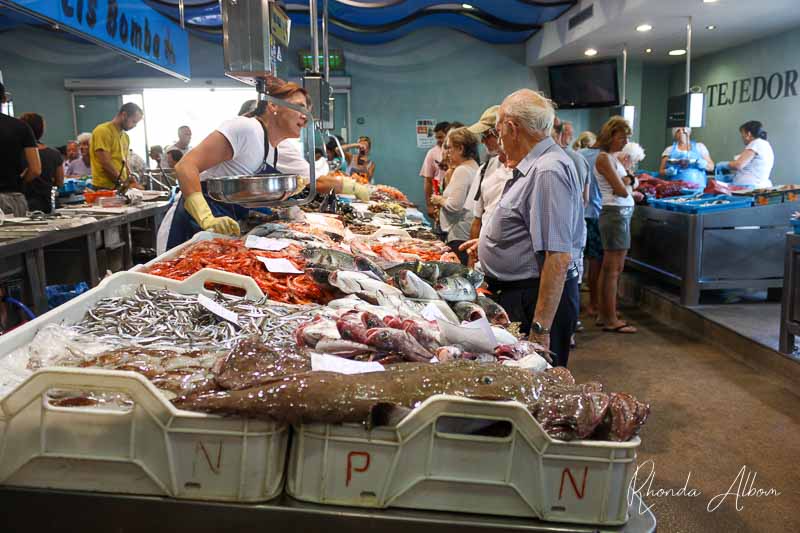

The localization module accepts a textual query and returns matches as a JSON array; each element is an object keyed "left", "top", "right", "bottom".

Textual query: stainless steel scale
[{"left": 204, "top": 0, "right": 319, "bottom": 208}]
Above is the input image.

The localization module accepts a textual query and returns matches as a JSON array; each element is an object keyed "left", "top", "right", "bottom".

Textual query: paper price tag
[
  {"left": 245, "top": 235, "right": 291, "bottom": 251},
  {"left": 257, "top": 256, "right": 303, "bottom": 274},
  {"left": 197, "top": 294, "right": 239, "bottom": 325},
  {"left": 437, "top": 317, "right": 498, "bottom": 353},
  {"left": 421, "top": 302, "right": 450, "bottom": 323},
  {"left": 311, "top": 352, "right": 385, "bottom": 374}
]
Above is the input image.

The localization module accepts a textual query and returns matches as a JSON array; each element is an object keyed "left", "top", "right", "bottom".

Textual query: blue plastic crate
[
  {"left": 672, "top": 195, "right": 753, "bottom": 214},
  {"left": 649, "top": 194, "right": 703, "bottom": 211}
]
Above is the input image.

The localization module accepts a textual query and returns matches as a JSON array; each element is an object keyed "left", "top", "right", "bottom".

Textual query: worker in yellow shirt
[{"left": 89, "top": 102, "right": 143, "bottom": 190}]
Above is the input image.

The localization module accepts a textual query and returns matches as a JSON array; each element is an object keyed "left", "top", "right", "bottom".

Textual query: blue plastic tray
[
  {"left": 672, "top": 195, "right": 753, "bottom": 214},
  {"left": 648, "top": 194, "right": 704, "bottom": 211}
]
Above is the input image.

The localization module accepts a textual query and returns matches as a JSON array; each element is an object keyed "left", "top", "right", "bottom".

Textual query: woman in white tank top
[{"left": 594, "top": 116, "right": 637, "bottom": 335}]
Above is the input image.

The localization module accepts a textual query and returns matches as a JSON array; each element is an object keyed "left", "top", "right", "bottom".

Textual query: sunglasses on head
[{"left": 481, "top": 128, "right": 497, "bottom": 141}]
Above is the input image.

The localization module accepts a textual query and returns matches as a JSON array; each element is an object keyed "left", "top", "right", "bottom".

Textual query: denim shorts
[{"left": 599, "top": 206, "right": 634, "bottom": 251}]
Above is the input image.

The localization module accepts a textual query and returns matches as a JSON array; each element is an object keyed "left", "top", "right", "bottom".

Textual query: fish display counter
[
  {"left": 0, "top": 190, "right": 655, "bottom": 530},
  {"left": 628, "top": 199, "right": 799, "bottom": 305}
]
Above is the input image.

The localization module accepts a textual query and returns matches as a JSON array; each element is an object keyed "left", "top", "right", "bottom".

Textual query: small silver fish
[{"left": 395, "top": 270, "right": 440, "bottom": 300}]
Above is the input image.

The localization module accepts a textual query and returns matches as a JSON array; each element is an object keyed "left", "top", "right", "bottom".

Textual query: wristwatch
[{"left": 531, "top": 321, "right": 550, "bottom": 335}]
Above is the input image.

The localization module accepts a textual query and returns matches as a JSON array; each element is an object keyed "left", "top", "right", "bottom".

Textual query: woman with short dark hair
[
  {"left": 717, "top": 121, "right": 774, "bottom": 188},
  {"left": 430, "top": 127, "right": 479, "bottom": 264},
  {"left": 19, "top": 112, "right": 63, "bottom": 213}
]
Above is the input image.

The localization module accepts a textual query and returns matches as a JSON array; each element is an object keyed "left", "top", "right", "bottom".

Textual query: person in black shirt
[
  {"left": 0, "top": 82, "right": 41, "bottom": 215},
  {"left": 19, "top": 112, "right": 64, "bottom": 213}
]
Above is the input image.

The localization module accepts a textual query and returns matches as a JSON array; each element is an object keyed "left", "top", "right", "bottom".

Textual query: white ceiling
[{"left": 528, "top": 0, "right": 800, "bottom": 65}]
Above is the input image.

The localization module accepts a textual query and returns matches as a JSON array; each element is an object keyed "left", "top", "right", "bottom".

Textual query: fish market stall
[
  {"left": 0, "top": 202, "right": 169, "bottom": 316},
  {"left": 0, "top": 196, "right": 654, "bottom": 530},
  {"left": 628, "top": 199, "right": 798, "bottom": 305}
]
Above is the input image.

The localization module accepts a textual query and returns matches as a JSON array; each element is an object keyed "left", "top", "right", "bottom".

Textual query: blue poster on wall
[{"left": 0, "top": 0, "right": 190, "bottom": 79}]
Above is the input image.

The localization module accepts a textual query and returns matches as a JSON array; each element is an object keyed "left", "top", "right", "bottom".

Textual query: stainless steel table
[
  {"left": 628, "top": 202, "right": 797, "bottom": 305},
  {"left": 0, "top": 203, "right": 168, "bottom": 316},
  {"left": 0, "top": 487, "right": 656, "bottom": 533},
  {"left": 779, "top": 232, "right": 800, "bottom": 354}
]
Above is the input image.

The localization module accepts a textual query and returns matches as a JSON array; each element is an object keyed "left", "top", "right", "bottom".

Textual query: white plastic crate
[
  {"left": 287, "top": 395, "right": 640, "bottom": 526},
  {"left": 130, "top": 230, "right": 231, "bottom": 273},
  {"left": 0, "top": 269, "right": 290, "bottom": 502}
]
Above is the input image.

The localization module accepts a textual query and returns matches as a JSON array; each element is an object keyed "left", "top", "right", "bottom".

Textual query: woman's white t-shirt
[
  {"left": 734, "top": 138, "right": 774, "bottom": 188},
  {"left": 439, "top": 160, "right": 478, "bottom": 242},
  {"left": 596, "top": 154, "right": 634, "bottom": 207}
]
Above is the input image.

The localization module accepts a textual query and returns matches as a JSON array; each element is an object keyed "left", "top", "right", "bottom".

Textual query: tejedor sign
[
  {"left": 0, "top": 0, "right": 190, "bottom": 79},
  {"left": 706, "top": 69, "right": 798, "bottom": 108}
]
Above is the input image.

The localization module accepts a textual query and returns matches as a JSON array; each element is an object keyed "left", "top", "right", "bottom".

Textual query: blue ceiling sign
[{"left": 0, "top": 0, "right": 191, "bottom": 79}]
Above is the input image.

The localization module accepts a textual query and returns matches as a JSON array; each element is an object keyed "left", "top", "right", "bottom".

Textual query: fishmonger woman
[
  {"left": 659, "top": 127, "right": 714, "bottom": 186},
  {"left": 716, "top": 121, "right": 774, "bottom": 189}
]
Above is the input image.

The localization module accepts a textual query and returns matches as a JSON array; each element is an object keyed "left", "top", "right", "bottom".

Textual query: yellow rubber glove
[
  {"left": 184, "top": 192, "right": 240, "bottom": 236},
  {"left": 342, "top": 177, "right": 370, "bottom": 201}
]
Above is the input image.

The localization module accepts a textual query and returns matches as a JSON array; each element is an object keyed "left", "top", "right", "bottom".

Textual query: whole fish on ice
[
  {"left": 434, "top": 276, "right": 477, "bottom": 302},
  {"left": 395, "top": 270, "right": 440, "bottom": 300}
]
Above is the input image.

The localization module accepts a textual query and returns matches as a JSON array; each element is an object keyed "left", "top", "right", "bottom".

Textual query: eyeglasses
[{"left": 481, "top": 128, "right": 497, "bottom": 141}]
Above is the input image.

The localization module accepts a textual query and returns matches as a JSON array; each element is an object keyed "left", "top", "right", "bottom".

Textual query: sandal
[{"left": 603, "top": 322, "right": 637, "bottom": 334}]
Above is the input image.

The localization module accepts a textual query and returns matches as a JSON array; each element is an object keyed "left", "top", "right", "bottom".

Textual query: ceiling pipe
[
  {"left": 685, "top": 16, "right": 692, "bottom": 93},
  {"left": 621, "top": 43, "right": 628, "bottom": 104},
  {"left": 323, "top": 0, "right": 330, "bottom": 80},
  {"left": 309, "top": 0, "right": 320, "bottom": 73}
]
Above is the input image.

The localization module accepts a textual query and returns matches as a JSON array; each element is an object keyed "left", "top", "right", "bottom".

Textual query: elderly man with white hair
[{"left": 462, "top": 89, "right": 584, "bottom": 367}]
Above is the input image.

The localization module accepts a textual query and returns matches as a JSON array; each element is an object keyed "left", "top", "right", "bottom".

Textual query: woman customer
[
  {"left": 19, "top": 112, "right": 64, "bottom": 213},
  {"left": 66, "top": 132, "right": 92, "bottom": 177},
  {"left": 572, "top": 130, "right": 596, "bottom": 151},
  {"left": 716, "top": 121, "right": 774, "bottom": 189},
  {"left": 341, "top": 136, "right": 376, "bottom": 181},
  {"left": 595, "top": 116, "right": 636, "bottom": 334},
  {"left": 659, "top": 127, "right": 714, "bottom": 186},
  {"left": 430, "top": 127, "right": 479, "bottom": 264}
]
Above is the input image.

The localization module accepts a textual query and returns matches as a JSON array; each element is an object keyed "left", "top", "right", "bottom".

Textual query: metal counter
[
  {"left": 628, "top": 202, "right": 797, "bottom": 305},
  {"left": 779, "top": 232, "right": 800, "bottom": 354},
  {"left": 0, "top": 203, "right": 168, "bottom": 316},
  {"left": 0, "top": 487, "right": 656, "bottom": 533}
]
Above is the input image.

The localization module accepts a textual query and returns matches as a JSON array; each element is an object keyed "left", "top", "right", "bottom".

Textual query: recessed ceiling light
[
  {"left": 636, "top": 24, "right": 653, "bottom": 32},
  {"left": 706, "top": 24, "right": 717, "bottom": 30},
  {"left": 461, "top": 3, "right": 473, "bottom": 8},
  {"left": 645, "top": 48, "right": 653, "bottom": 54},
  {"left": 669, "top": 49, "right": 687, "bottom": 56},
  {"left": 78, "top": 104, "right": 86, "bottom": 109},
  {"left": 584, "top": 48, "right": 598, "bottom": 57}
]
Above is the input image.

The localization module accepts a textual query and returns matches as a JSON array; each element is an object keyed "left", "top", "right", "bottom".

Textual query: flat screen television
[{"left": 548, "top": 60, "right": 619, "bottom": 109}]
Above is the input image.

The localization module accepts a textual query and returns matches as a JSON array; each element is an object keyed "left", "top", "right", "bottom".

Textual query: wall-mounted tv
[{"left": 548, "top": 59, "right": 620, "bottom": 109}]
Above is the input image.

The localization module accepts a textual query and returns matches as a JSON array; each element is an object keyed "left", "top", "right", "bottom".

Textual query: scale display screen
[{"left": 300, "top": 50, "right": 345, "bottom": 71}]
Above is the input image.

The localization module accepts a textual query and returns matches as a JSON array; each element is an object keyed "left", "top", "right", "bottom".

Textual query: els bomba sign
[{"left": 0, "top": 0, "right": 190, "bottom": 79}]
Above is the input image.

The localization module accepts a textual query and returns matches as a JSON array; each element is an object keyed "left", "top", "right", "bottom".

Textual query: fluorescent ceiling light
[
  {"left": 703, "top": 0, "right": 718, "bottom": 3},
  {"left": 645, "top": 48, "right": 653, "bottom": 54},
  {"left": 584, "top": 48, "right": 598, "bottom": 56},
  {"left": 706, "top": 24, "right": 717, "bottom": 30},
  {"left": 636, "top": 24, "right": 653, "bottom": 32},
  {"left": 669, "top": 49, "right": 687, "bottom": 56},
  {"left": 461, "top": 3, "right": 473, "bottom": 8}
]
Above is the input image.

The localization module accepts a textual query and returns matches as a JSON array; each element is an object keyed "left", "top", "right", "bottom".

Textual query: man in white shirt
[
  {"left": 165, "top": 125, "right": 192, "bottom": 163},
  {"left": 465, "top": 105, "right": 512, "bottom": 239},
  {"left": 419, "top": 121, "right": 451, "bottom": 218}
]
